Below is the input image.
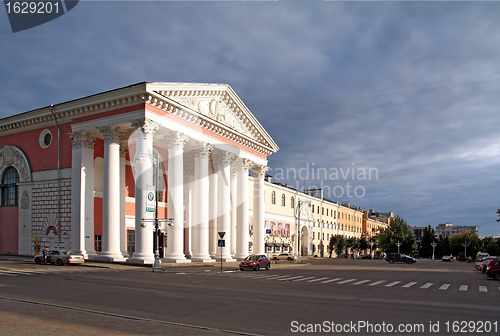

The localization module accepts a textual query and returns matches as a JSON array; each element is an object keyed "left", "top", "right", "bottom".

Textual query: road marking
[
  {"left": 307, "top": 277, "right": 329, "bottom": 283},
  {"left": 352, "top": 280, "right": 371, "bottom": 285},
  {"left": 293, "top": 277, "right": 316, "bottom": 282},
  {"left": 439, "top": 284, "right": 450, "bottom": 290},
  {"left": 402, "top": 282, "right": 417, "bottom": 288},
  {"left": 277, "top": 276, "right": 304, "bottom": 281},
  {"left": 368, "top": 280, "right": 385, "bottom": 286},
  {"left": 385, "top": 281, "right": 401, "bottom": 287},
  {"left": 321, "top": 278, "right": 342, "bottom": 283},
  {"left": 459, "top": 285, "right": 468, "bottom": 292},
  {"left": 420, "top": 283, "right": 433, "bottom": 289},
  {"left": 0, "top": 270, "right": 18, "bottom": 276},
  {"left": 479, "top": 286, "right": 488, "bottom": 293},
  {"left": 265, "top": 275, "right": 294, "bottom": 280},
  {"left": 336, "top": 278, "right": 357, "bottom": 284}
]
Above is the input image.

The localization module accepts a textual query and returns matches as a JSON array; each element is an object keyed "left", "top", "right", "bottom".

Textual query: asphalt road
[{"left": 1, "top": 257, "right": 499, "bottom": 335}]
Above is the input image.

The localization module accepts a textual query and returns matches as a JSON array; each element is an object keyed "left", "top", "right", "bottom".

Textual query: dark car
[
  {"left": 385, "top": 253, "right": 416, "bottom": 264},
  {"left": 485, "top": 259, "right": 500, "bottom": 280},
  {"left": 239, "top": 254, "right": 271, "bottom": 271},
  {"left": 479, "top": 258, "right": 499, "bottom": 273}
]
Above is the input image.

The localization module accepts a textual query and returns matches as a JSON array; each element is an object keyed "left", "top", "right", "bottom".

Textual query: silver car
[{"left": 34, "top": 250, "right": 85, "bottom": 266}]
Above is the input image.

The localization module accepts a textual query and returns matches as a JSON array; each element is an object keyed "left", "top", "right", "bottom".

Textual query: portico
[{"left": 67, "top": 82, "right": 278, "bottom": 264}]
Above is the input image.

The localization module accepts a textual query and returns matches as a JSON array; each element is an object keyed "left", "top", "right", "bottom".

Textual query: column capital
[
  {"left": 242, "top": 158, "right": 253, "bottom": 171},
  {"left": 253, "top": 164, "right": 268, "bottom": 177},
  {"left": 132, "top": 119, "right": 158, "bottom": 137},
  {"left": 70, "top": 132, "right": 96, "bottom": 150},
  {"left": 100, "top": 126, "right": 121, "bottom": 144},
  {"left": 194, "top": 143, "right": 211, "bottom": 159},
  {"left": 167, "top": 131, "right": 188, "bottom": 150}
]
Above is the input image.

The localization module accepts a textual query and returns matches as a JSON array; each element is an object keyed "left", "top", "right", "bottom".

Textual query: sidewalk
[{"left": 0, "top": 254, "right": 309, "bottom": 272}]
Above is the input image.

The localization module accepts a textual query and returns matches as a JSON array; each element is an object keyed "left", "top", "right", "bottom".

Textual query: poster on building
[
  {"left": 33, "top": 236, "right": 41, "bottom": 255},
  {"left": 265, "top": 221, "right": 290, "bottom": 238}
]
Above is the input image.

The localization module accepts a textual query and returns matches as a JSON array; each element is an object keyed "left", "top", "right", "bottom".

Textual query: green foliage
[
  {"left": 419, "top": 225, "right": 438, "bottom": 258},
  {"left": 375, "top": 216, "right": 416, "bottom": 254},
  {"left": 328, "top": 234, "right": 346, "bottom": 257},
  {"left": 448, "top": 231, "right": 481, "bottom": 258}
]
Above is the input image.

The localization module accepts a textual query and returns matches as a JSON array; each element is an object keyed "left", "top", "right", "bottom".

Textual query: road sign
[
  {"left": 218, "top": 239, "right": 225, "bottom": 247},
  {"left": 218, "top": 232, "right": 225, "bottom": 239},
  {"left": 266, "top": 229, "right": 271, "bottom": 235}
]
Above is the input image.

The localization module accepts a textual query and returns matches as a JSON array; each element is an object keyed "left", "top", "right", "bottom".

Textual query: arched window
[
  {"left": 290, "top": 196, "right": 295, "bottom": 208},
  {"left": 271, "top": 191, "right": 276, "bottom": 204},
  {"left": 281, "top": 193, "right": 286, "bottom": 206},
  {"left": 1, "top": 167, "right": 20, "bottom": 206}
]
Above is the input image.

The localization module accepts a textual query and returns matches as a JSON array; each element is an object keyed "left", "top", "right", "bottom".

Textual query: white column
[
  {"left": 70, "top": 132, "right": 96, "bottom": 259},
  {"left": 216, "top": 152, "right": 235, "bottom": 261},
  {"left": 165, "top": 132, "right": 190, "bottom": 263},
  {"left": 183, "top": 169, "right": 193, "bottom": 259},
  {"left": 98, "top": 126, "right": 125, "bottom": 261},
  {"left": 253, "top": 165, "right": 267, "bottom": 255},
  {"left": 208, "top": 165, "right": 218, "bottom": 258},
  {"left": 82, "top": 136, "right": 96, "bottom": 258},
  {"left": 70, "top": 132, "right": 84, "bottom": 256},
  {"left": 230, "top": 170, "right": 237, "bottom": 257},
  {"left": 128, "top": 120, "right": 157, "bottom": 264},
  {"left": 235, "top": 159, "right": 251, "bottom": 260},
  {"left": 119, "top": 147, "right": 128, "bottom": 258},
  {"left": 191, "top": 143, "right": 214, "bottom": 262}
]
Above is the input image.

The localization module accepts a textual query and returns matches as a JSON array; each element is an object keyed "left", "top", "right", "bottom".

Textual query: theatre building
[{"left": 0, "top": 82, "right": 279, "bottom": 264}]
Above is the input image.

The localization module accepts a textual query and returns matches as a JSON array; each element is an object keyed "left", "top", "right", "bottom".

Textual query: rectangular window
[{"left": 95, "top": 234, "right": 102, "bottom": 252}]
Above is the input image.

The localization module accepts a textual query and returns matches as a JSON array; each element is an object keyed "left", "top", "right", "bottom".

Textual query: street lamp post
[
  {"left": 431, "top": 241, "right": 437, "bottom": 260},
  {"left": 369, "top": 241, "right": 374, "bottom": 258},
  {"left": 396, "top": 241, "right": 401, "bottom": 254},
  {"left": 137, "top": 153, "right": 173, "bottom": 272},
  {"left": 463, "top": 240, "right": 469, "bottom": 260}
]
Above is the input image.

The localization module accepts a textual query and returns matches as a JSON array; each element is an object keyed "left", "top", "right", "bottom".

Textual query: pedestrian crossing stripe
[
  {"left": 402, "top": 282, "right": 417, "bottom": 288},
  {"left": 185, "top": 272, "right": 498, "bottom": 293},
  {"left": 385, "top": 281, "right": 401, "bottom": 287},
  {"left": 368, "top": 280, "right": 385, "bottom": 286}
]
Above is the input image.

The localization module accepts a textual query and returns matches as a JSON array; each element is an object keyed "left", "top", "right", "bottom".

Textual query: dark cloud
[{"left": 1, "top": 1, "right": 499, "bottom": 236}]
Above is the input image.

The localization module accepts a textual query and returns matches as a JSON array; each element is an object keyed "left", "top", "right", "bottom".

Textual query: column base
[
  {"left": 127, "top": 257, "right": 155, "bottom": 265},
  {"left": 215, "top": 257, "right": 237, "bottom": 262},
  {"left": 164, "top": 258, "right": 192, "bottom": 264},
  {"left": 191, "top": 257, "right": 216, "bottom": 263},
  {"left": 94, "top": 255, "right": 127, "bottom": 263}
]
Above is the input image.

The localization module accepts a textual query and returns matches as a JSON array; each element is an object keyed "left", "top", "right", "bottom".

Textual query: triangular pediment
[{"left": 146, "top": 82, "right": 279, "bottom": 154}]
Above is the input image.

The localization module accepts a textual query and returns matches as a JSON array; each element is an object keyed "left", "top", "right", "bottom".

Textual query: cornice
[
  {"left": 0, "top": 83, "right": 147, "bottom": 135},
  {"left": 145, "top": 85, "right": 278, "bottom": 156}
]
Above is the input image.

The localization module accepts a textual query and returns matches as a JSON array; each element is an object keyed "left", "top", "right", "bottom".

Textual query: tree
[
  {"left": 346, "top": 237, "right": 359, "bottom": 257},
  {"left": 328, "top": 234, "right": 346, "bottom": 258},
  {"left": 496, "top": 209, "right": 500, "bottom": 222},
  {"left": 358, "top": 234, "right": 369, "bottom": 254},
  {"left": 419, "top": 225, "right": 438, "bottom": 258},
  {"left": 375, "top": 216, "right": 416, "bottom": 254},
  {"left": 481, "top": 236, "right": 497, "bottom": 255},
  {"left": 449, "top": 231, "right": 481, "bottom": 259}
]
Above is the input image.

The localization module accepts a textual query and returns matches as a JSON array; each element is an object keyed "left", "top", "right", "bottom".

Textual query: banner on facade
[
  {"left": 146, "top": 188, "right": 155, "bottom": 213},
  {"left": 265, "top": 221, "right": 290, "bottom": 238}
]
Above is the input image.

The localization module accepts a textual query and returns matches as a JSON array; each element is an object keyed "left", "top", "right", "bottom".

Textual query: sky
[{"left": 1, "top": 0, "right": 499, "bottom": 237}]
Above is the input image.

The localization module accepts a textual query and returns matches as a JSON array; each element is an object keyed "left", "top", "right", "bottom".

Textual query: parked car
[
  {"left": 479, "top": 258, "right": 499, "bottom": 273},
  {"left": 34, "top": 250, "right": 85, "bottom": 266},
  {"left": 373, "top": 254, "right": 385, "bottom": 260},
  {"left": 476, "top": 257, "right": 498, "bottom": 272},
  {"left": 271, "top": 253, "right": 296, "bottom": 262},
  {"left": 485, "top": 259, "right": 500, "bottom": 280},
  {"left": 358, "top": 254, "right": 372, "bottom": 259},
  {"left": 385, "top": 253, "right": 416, "bottom": 264},
  {"left": 239, "top": 254, "right": 270, "bottom": 271},
  {"left": 442, "top": 255, "right": 452, "bottom": 262}
]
